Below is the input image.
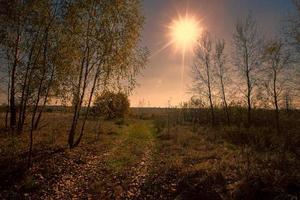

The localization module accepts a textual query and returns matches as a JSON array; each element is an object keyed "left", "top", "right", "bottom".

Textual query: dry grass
[
  {"left": 143, "top": 118, "right": 300, "bottom": 199},
  {"left": 0, "top": 112, "right": 299, "bottom": 199}
]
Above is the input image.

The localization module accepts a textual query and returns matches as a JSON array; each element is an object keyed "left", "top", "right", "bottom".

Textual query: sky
[{"left": 129, "top": 0, "right": 295, "bottom": 107}]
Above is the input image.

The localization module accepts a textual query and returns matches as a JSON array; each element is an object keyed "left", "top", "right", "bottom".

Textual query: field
[
  {"left": 2, "top": 0, "right": 300, "bottom": 199},
  {"left": 0, "top": 109, "right": 299, "bottom": 200}
]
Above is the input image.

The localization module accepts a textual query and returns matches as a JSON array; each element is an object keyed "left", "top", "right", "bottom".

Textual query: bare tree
[
  {"left": 261, "top": 39, "right": 291, "bottom": 131},
  {"left": 214, "top": 39, "right": 230, "bottom": 126},
  {"left": 233, "top": 13, "right": 262, "bottom": 127},
  {"left": 192, "top": 31, "right": 215, "bottom": 126}
]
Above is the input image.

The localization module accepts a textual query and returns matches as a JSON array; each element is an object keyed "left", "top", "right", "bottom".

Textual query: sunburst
[
  {"left": 151, "top": 12, "right": 203, "bottom": 101},
  {"left": 168, "top": 13, "right": 202, "bottom": 54},
  {"left": 168, "top": 13, "right": 202, "bottom": 99}
]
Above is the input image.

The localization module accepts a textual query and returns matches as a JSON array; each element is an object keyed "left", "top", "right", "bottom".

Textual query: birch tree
[
  {"left": 262, "top": 39, "right": 291, "bottom": 131},
  {"left": 233, "top": 13, "right": 262, "bottom": 127},
  {"left": 65, "top": 0, "right": 147, "bottom": 148},
  {"left": 192, "top": 32, "right": 215, "bottom": 126},
  {"left": 214, "top": 39, "right": 230, "bottom": 125}
]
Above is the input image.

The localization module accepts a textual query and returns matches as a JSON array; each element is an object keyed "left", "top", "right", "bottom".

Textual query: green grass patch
[{"left": 105, "top": 120, "right": 155, "bottom": 172}]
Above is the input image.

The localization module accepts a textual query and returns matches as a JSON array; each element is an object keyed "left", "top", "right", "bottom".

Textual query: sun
[
  {"left": 150, "top": 12, "right": 203, "bottom": 101},
  {"left": 169, "top": 14, "right": 202, "bottom": 53}
]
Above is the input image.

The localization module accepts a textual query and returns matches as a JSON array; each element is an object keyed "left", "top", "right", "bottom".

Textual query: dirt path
[
  {"left": 38, "top": 120, "right": 155, "bottom": 200},
  {"left": 124, "top": 140, "right": 154, "bottom": 199},
  {"left": 103, "top": 121, "right": 156, "bottom": 200},
  {"left": 41, "top": 153, "right": 103, "bottom": 200}
]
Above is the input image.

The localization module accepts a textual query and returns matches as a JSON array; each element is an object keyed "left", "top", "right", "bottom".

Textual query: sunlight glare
[
  {"left": 169, "top": 14, "right": 202, "bottom": 53},
  {"left": 167, "top": 13, "right": 202, "bottom": 101}
]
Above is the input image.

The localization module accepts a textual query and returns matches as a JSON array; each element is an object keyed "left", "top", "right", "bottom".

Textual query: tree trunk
[
  {"left": 34, "top": 65, "right": 55, "bottom": 130},
  {"left": 68, "top": 55, "right": 87, "bottom": 148},
  {"left": 206, "top": 60, "right": 215, "bottom": 127},
  {"left": 68, "top": 53, "right": 90, "bottom": 148},
  {"left": 18, "top": 53, "right": 32, "bottom": 132},
  {"left": 19, "top": 35, "right": 43, "bottom": 132},
  {"left": 27, "top": 83, "right": 43, "bottom": 168},
  {"left": 18, "top": 33, "right": 39, "bottom": 132},
  {"left": 27, "top": 29, "right": 48, "bottom": 168},
  {"left": 5, "top": 65, "right": 11, "bottom": 129},
  {"left": 73, "top": 68, "right": 99, "bottom": 148},
  {"left": 10, "top": 29, "right": 20, "bottom": 129},
  {"left": 245, "top": 44, "right": 252, "bottom": 127},
  {"left": 209, "top": 95, "right": 215, "bottom": 127},
  {"left": 273, "top": 69, "right": 280, "bottom": 132},
  {"left": 68, "top": 10, "right": 92, "bottom": 149},
  {"left": 27, "top": 67, "right": 47, "bottom": 168},
  {"left": 220, "top": 76, "right": 230, "bottom": 126},
  {"left": 247, "top": 90, "right": 251, "bottom": 127}
]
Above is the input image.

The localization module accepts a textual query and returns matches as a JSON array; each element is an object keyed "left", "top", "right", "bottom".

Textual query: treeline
[
  {"left": 190, "top": 8, "right": 300, "bottom": 130},
  {"left": 0, "top": 0, "right": 147, "bottom": 166}
]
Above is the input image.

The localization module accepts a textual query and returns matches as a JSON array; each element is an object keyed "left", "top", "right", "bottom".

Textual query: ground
[{"left": 0, "top": 113, "right": 299, "bottom": 199}]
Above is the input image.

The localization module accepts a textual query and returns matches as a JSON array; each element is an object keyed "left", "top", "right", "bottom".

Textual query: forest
[{"left": 0, "top": 0, "right": 299, "bottom": 199}]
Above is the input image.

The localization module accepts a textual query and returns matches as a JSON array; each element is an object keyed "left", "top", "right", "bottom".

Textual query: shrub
[{"left": 93, "top": 91, "right": 129, "bottom": 119}]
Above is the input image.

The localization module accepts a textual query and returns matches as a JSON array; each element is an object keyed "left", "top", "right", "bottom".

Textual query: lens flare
[
  {"left": 151, "top": 12, "right": 203, "bottom": 102},
  {"left": 169, "top": 14, "right": 202, "bottom": 53}
]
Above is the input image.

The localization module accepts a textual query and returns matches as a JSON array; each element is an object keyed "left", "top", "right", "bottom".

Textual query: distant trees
[
  {"left": 192, "top": 33, "right": 233, "bottom": 127},
  {"left": 233, "top": 14, "right": 262, "bottom": 127},
  {"left": 190, "top": 3, "right": 300, "bottom": 131},
  {"left": 190, "top": 11, "right": 300, "bottom": 128},
  {"left": 94, "top": 91, "right": 130, "bottom": 119}
]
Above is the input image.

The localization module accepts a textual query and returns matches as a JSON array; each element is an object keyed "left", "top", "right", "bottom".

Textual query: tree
[
  {"left": 0, "top": 0, "right": 147, "bottom": 152},
  {"left": 192, "top": 31, "right": 215, "bottom": 126},
  {"left": 94, "top": 91, "right": 130, "bottom": 119},
  {"left": 24, "top": 0, "right": 65, "bottom": 167},
  {"left": 261, "top": 39, "right": 292, "bottom": 131},
  {"left": 233, "top": 13, "right": 262, "bottom": 127},
  {"left": 214, "top": 39, "right": 230, "bottom": 126},
  {"left": 66, "top": 0, "right": 147, "bottom": 148},
  {"left": 0, "top": 0, "right": 71, "bottom": 167},
  {"left": 0, "top": 0, "right": 24, "bottom": 129},
  {"left": 0, "top": 0, "right": 63, "bottom": 133}
]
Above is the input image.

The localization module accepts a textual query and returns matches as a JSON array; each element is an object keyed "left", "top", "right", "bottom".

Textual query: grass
[
  {"left": 142, "top": 118, "right": 300, "bottom": 199},
  {"left": 0, "top": 113, "right": 142, "bottom": 199},
  {"left": 0, "top": 112, "right": 299, "bottom": 199},
  {"left": 105, "top": 120, "right": 155, "bottom": 172}
]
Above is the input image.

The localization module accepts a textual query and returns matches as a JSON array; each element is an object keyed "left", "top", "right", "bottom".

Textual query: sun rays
[
  {"left": 149, "top": 11, "right": 203, "bottom": 101},
  {"left": 168, "top": 13, "right": 202, "bottom": 54}
]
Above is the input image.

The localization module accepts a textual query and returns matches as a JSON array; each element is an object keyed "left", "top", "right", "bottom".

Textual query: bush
[{"left": 93, "top": 91, "right": 129, "bottom": 119}]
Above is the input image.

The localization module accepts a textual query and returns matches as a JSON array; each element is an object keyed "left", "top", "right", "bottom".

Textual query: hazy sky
[{"left": 129, "top": 0, "right": 295, "bottom": 107}]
